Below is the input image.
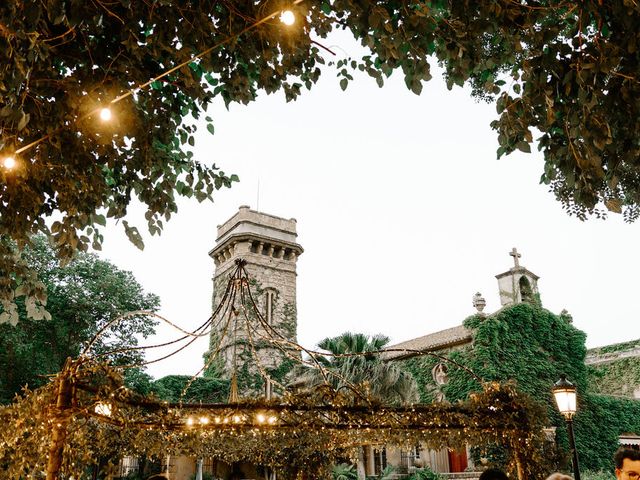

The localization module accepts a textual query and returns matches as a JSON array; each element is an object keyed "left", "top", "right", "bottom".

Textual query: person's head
[
  {"left": 545, "top": 474, "right": 573, "bottom": 480},
  {"left": 479, "top": 468, "right": 508, "bottom": 480},
  {"left": 615, "top": 448, "right": 640, "bottom": 480}
]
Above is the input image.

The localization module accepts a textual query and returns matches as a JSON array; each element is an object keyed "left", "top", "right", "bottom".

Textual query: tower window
[
  {"left": 265, "top": 290, "right": 275, "bottom": 325},
  {"left": 519, "top": 276, "right": 534, "bottom": 303}
]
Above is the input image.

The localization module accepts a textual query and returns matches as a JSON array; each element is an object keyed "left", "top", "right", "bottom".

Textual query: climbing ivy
[
  {"left": 588, "top": 357, "right": 640, "bottom": 398},
  {"left": 150, "top": 375, "right": 229, "bottom": 403},
  {"left": 203, "top": 276, "right": 298, "bottom": 395},
  {"left": 590, "top": 339, "right": 640, "bottom": 355},
  {"left": 400, "top": 303, "right": 639, "bottom": 472}
]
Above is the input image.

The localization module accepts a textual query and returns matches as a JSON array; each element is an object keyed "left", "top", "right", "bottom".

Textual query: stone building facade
[{"left": 203, "top": 206, "right": 303, "bottom": 384}]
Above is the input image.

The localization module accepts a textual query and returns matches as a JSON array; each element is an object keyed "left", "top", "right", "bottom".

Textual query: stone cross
[{"left": 510, "top": 247, "right": 521, "bottom": 268}]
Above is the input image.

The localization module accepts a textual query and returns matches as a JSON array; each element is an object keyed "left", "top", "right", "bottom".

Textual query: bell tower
[
  {"left": 204, "top": 206, "right": 303, "bottom": 380},
  {"left": 495, "top": 248, "right": 541, "bottom": 306}
]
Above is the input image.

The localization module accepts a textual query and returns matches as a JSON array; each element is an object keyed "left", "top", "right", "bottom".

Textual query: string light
[
  {"left": 9, "top": 0, "right": 305, "bottom": 158},
  {"left": 2, "top": 156, "right": 16, "bottom": 170},
  {"left": 199, "top": 416, "right": 209, "bottom": 425},
  {"left": 94, "top": 403, "right": 112, "bottom": 417},
  {"left": 280, "top": 10, "right": 295, "bottom": 25},
  {"left": 99, "top": 107, "right": 113, "bottom": 122}
]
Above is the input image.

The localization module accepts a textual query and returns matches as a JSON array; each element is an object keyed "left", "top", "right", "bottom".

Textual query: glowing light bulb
[
  {"left": 233, "top": 415, "right": 241, "bottom": 423},
  {"left": 268, "top": 415, "right": 277, "bottom": 424},
  {"left": 3, "top": 156, "right": 16, "bottom": 170},
  {"left": 256, "top": 413, "right": 266, "bottom": 424},
  {"left": 99, "top": 107, "right": 112, "bottom": 121},
  {"left": 94, "top": 402, "right": 112, "bottom": 417},
  {"left": 186, "top": 417, "right": 194, "bottom": 426},
  {"left": 280, "top": 10, "right": 295, "bottom": 25},
  {"left": 200, "top": 416, "right": 209, "bottom": 424}
]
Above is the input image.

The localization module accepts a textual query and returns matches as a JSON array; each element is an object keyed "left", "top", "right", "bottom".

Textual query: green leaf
[
  {"left": 516, "top": 141, "right": 531, "bottom": 153},
  {"left": 123, "top": 221, "right": 145, "bottom": 250},
  {"left": 207, "top": 123, "right": 215, "bottom": 135},
  {"left": 340, "top": 78, "right": 348, "bottom": 91}
]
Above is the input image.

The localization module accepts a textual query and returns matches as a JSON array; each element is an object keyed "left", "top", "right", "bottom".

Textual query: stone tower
[
  {"left": 204, "top": 206, "right": 303, "bottom": 380},
  {"left": 495, "top": 248, "right": 541, "bottom": 306}
]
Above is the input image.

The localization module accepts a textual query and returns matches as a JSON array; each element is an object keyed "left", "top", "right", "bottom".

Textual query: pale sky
[{"left": 99, "top": 35, "right": 640, "bottom": 380}]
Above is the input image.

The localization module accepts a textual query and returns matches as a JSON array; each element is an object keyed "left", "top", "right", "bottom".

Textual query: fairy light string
[{"left": 3, "top": 3, "right": 302, "bottom": 165}]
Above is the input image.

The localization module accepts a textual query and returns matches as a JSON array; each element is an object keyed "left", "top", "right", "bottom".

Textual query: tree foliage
[
  {"left": 4, "top": 1, "right": 640, "bottom": 312},
  {"left": 0, "top": 236, "right": 159, "bottom": 403}
]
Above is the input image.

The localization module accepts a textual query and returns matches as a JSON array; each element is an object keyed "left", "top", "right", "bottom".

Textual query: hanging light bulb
[
  {"left": 94, "top": 402, "right": 112, "bottom": 417},
  {"left": 279, "top": 10, "right": 295, "bottom": 25},
  {"left": 99, "top": 107, "right": 113, "bottom": 121},
  {"left": 3, "top": 156, "right": 16, "bottom": 170}
]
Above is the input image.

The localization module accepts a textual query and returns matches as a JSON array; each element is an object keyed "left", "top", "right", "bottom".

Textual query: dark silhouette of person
[{"left": 479, "top": 468, "right": 509, "bottom": 480}]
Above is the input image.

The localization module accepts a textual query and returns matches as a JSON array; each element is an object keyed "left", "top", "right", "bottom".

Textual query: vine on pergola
[
  {"left": 0, "top": 359, "right": 548, "bottom": 480},
  {"left": 0, "top": 260, "right": 549, "bottom": 480}
]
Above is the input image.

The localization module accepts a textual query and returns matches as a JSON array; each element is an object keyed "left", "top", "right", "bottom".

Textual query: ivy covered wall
[
  {"left": 400, "top": 303, "right": 640, "bottom": 472},
  {"left": 586, "top": 339, "right": 640, "bottom": 399}
]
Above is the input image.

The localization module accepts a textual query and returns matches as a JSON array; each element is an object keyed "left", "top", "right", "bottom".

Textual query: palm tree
[
  {"left": 312, "top": 332, "right": 419, "bottom": 405},
  {"left": 331, "top": 463, "right": 358, "bottom": 480},
  {"left": 308, "top": 332, "right": 420, "bottom": 480}
]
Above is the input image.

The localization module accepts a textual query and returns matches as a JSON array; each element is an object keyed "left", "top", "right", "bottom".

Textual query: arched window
[{"left": 519, "top": 276, "right": 534, "bottom": 303}]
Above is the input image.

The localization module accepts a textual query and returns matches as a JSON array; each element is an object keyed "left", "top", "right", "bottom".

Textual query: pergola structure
[{"left": 0, "top": 260, "right": 548, "bottom": 480}]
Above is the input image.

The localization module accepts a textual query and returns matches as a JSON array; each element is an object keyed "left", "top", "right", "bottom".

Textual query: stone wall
[{"left": 203, "top": 207, "right": 302, "bottom": 386}]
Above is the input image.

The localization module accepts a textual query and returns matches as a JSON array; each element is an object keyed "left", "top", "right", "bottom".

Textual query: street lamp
[{"left": 553, "top": 375, "right": 581, "bottom": 480}]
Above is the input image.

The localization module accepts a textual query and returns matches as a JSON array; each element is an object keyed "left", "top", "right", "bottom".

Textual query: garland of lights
[{"left": 0, "top": 359, "right": 547, "bottom": 480}]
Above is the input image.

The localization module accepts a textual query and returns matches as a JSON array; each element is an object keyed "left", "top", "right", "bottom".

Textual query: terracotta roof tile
[{"left": 383, "top": 325, "right": 472, "bottom": 360}]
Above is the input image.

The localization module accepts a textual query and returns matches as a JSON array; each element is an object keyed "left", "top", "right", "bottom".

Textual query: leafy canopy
[
  {"left": 0, "top": 236, "right": 159, "bottom": 403},
  {"left": 3, "top": 1, "right": 640, "bottom": 312}
]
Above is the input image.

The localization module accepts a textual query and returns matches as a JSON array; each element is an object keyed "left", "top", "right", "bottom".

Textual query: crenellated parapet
[{"left": 209, "top": 205, "right": 303, "bottom": 277}]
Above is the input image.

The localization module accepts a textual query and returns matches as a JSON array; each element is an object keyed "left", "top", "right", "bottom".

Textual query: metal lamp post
[{"left": 553, "top": 375, "right": 581, "bottom": 480}]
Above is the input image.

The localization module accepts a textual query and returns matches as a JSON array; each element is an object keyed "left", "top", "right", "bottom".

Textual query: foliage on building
[
  {"left": 586, "top": 339, "right": 640, "bottom": 399},
  {"left": 400, "top": 303, "right": 640, "bottom": 472}
]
